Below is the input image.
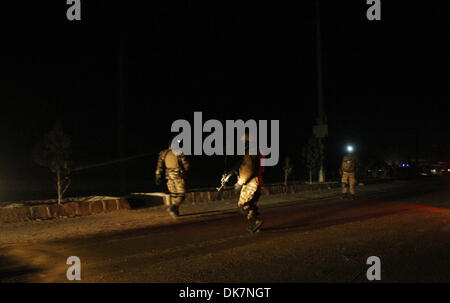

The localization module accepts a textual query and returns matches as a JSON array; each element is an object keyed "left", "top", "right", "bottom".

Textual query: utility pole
[
  {"left": 316, "top": 0, "right": 324, "bottom": 127},
  {"left": 117, "top": 31, "right": 126, "bottom": 193},
  {"left": 313, "top": 0, "right": 328, "bottom": 183}
]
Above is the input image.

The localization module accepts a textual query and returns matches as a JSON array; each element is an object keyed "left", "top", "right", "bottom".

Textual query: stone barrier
[
  {"left": 0, "top": 181, "right": 340, "bottom": 223},
  {"left": 0, "top": 198, "right": 131, "bottom": 223}
]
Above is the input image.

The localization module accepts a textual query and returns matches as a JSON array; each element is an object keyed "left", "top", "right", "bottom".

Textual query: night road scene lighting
[{"left": 0, "top": 1, "right": 448, "bottom": 295}]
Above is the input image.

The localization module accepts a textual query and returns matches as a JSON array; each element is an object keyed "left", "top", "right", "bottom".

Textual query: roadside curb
[
  {"left": 0, "top": 198, "right": 131, "bottom": 223},
  {"left": 0, "top": 182, "right": 342, "bottom": 223},
  {"left": 184, "top": 181, "right": 341, "bottom": 203}
]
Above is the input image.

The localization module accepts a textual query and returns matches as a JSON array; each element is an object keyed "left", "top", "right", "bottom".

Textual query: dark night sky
[{"left": 0, "top": 1, "right": 448, "bottom": 199}]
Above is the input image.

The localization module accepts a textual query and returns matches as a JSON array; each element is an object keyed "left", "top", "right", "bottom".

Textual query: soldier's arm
[
  {"left": 179, "top": 154, "right": 190, "bottom": 172},
  {"left": 227, "top": 157, "right": 243, "bottom": 177},
  {"left": 155, "top": 151, "right": 166, "bottom": 178}
]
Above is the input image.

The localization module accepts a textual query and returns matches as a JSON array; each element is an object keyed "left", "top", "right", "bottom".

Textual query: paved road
[{"left": 1, "top": 177, "right": 449, "bottom": 282}]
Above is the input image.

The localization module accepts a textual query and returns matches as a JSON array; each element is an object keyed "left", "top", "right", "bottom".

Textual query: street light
[{"left": 346, "top": 145, "right": 354, "bottom": 153}]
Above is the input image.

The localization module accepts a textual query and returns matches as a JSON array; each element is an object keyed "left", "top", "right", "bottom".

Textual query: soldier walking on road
[
  {"left": 339, "top": 146, "right": 359, "bottom": 200},
  {"left": 222, "top": 133, "right": 264, "bottom": 233},
  {"left": 155, "top": 141, "right": 190, "bottom": 218}
]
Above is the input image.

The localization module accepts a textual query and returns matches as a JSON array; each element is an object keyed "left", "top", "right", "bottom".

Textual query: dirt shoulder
[{"left": 0, "top": 181, "right": 409, "bottom": 247}]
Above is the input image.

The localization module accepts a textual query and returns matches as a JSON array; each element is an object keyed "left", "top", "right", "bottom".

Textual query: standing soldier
[
  {"left": 221, "top": 133, "right": 264, "bottom": 233},
  {"left": 339, "top": 145, "right": 359, "bottom": 199},
  {"left": 155, "top": 141, "right": 190, "bottom": 218}
]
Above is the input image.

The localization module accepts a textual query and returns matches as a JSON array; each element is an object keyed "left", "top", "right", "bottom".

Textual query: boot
[
  {"left": 167, "top": 205, "right": 179, "bottom": 218},
  {"left": 341, "top": 193, "right": 349, "bottom": 200},
  {"left": 239, "top": 206, "right": 249, "bottom": 217},
  {"left": 247, "top": 217, "right": 264, "bottom": 233}
]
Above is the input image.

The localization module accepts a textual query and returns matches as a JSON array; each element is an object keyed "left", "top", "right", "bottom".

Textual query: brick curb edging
[
  {"left": 0, "top": 198, "right": 131, "bottom": 224},
  {"left": 0, "top": 182, "right": 341, "bottom": 224},
  {"left": 184, "top": 182, "right": 341, "bottom": 203}
]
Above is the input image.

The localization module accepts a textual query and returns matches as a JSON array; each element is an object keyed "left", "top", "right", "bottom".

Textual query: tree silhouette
[
  {"left": 33, "top": 122, "right": 71, "bottom": 204},
  {"left": 283, "top": 156, "right": 293, "bottom": 186},
  {"left": 302, "top": 137, "right": 323, "bottom": 184}
]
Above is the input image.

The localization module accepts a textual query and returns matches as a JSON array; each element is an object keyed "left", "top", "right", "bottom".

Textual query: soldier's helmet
[
  {"left": 169, "top": 138, "right": 183, "bottom": 155},
  {"left": 240, "top": 131, "right": 258, "bottom": 154},
  {"left": 240, "top": 132, "right": 256, "bottom": 143}
]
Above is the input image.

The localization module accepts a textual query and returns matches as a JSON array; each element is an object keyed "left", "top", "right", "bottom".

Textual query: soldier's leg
[
  {"left": 173, "top": 178, "right": 186, "bottom": 207},
  {"left": 165, "top": 179, "right": 175, "bottom": 209},
  {"left": 247, "top": 189, "right": 263, "bottom": 232},
  {"left": 349, "top": 173, "right": 357, "bottom": 198},
  {"left": 166, "top": 178, "right": 175, "bottom": 202},
  {"left": 341, "top": 173, "right": 348, "bottom": 193},
  {"left": 171, "top": 178, "right": 186, "bottom": 205},
  {"left": 247, "top": 189, "right": 261, "bottom": 220},
  {"left": 169, "top": 178, "right": 186, "bottom": 217},
  {"left": 341, "top": 173, "right": 349, "bottom": 198},
  {"left": 238, "top": 178, "right": 259, "bottom": 220},
  {"left": 238, "top": 178, "right": 263, "bottom": 232}
]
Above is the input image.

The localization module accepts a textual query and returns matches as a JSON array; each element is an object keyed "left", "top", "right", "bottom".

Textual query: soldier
[
  {"left": 223, "top": 133, "right": 264, "bottom": 233},
  {"left": 155, "top": 141, "right": 190, "bottom": 218},
  {"left": 339, "top": 146, "right": 359, "bottom": 200}
]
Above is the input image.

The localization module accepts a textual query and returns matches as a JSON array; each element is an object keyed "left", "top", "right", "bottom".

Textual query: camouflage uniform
[
  {"left": 233, "top": 151, "right": 264, "bottom": 226},
  {"left": 221, "top": 133, "right": 264, "bottom": 232},
  {"left": 155, "top": 149, "right": 190, "bottom": 215},
  {"left": 340, "top": 155, "right": 358, "bottom": 197}
]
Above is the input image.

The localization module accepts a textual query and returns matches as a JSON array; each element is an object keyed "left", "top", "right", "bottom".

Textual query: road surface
[{"left": 0, "top": 176, "right": 449, "bottom": 282}]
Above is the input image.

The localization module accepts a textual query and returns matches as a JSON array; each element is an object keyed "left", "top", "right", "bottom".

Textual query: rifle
[{"left": 216, "top": 173, "right": 232, "bottom": 192}]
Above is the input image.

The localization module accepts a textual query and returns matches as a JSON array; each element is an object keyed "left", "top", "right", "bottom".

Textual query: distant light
[
  {"left": 402, "top": 164, "right": 405, "bottom": 167},
  {"left": 448, "top": 168, "right": 450, "bottom": 172},
  {"left": 346, "top": 145, "right": 354, "bottom": 152}
]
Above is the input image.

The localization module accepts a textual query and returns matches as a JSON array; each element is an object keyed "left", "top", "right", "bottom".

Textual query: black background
[
  {"left": 0, "top": 282, "right": 445, "bottom": 301},
  {"left": 0, "top": 1, "right": 448, "bottom": 200}
]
